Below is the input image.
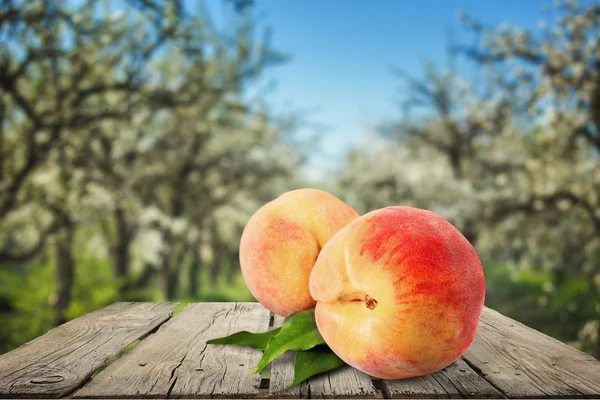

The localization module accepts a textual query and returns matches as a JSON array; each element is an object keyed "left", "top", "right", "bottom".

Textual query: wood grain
[
  {"left": 308, "top": 365, "right": 377, "bottom": 399},
  {"left": 381, "top": 358, "right": 503, "bottom": 399},
  {"left": 463, "top": 307, "right": 600, "bottom": 398},
  {"left": 0, "top": 302, "right": 177, "bottom": 399},
  {"left": 431, "top": 358, "right": 503, "bottom": 398},
  {"left": 381, "top": 374, "right": 455, "bottom": 399},
  {"left": 74, "top": 302, "right": 270, "bottom": 398},
  {"left": 269, "top": 350, "right": 309, "bottom": 398},
  {"left": 4, "top": 302, "right": 599, "bottom": 399},
  {"left": 268, "top": 315, "right": 377, "bottom": 399}
]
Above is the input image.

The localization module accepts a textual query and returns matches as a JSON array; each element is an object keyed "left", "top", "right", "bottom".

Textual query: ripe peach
[
  {"left": 240, "top": 188, "right": 359, "bottom": 317},
  {"left": 309, "top": 206, "right": 485, "bottom": 379}
]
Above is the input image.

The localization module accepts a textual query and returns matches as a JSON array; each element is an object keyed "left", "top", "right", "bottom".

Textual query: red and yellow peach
[
  {"left": 309, "top": 206, "right": 485, "bottom": 379},
  {"left": 240, "top": 188, "right": 359, "bottom": 317}
]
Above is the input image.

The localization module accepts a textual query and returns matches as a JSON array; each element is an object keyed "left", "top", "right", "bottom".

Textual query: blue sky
[{"left": 203, "top": 0, "right": 590, "bottom": 179}]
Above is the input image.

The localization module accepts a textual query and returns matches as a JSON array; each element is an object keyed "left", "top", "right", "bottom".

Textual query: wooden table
[{"left": 0, "top": 302, "right": 599, "bottom": 399}]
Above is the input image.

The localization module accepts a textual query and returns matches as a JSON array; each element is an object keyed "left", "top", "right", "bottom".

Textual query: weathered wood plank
[
  {"left": 381, "top": 374, "right": 455, "bottom": 399},
  {"left": 308, "top": 365, "right": 377, "bottom": 399},
  {"left": 74, "top": 302, "right": 270, "bottom": 398},
  {"left": 269, "top": 350, "right": 309, "bottom": 398},
  {"left": 268, "top": 315, "right": 377, "bottom": 399},
  {"left": 463, "top": 307, "right": 600, "bottom": 398},
  {"left": 168, "top": 303, "right": 271, "bottom": 398},
  {"left": 0, "top": 302, "right": 177, "bottom": 399},
  {"left": 432, "top": 358, "right": 503, "bottom": 398},
  {"left": 381, "top": 358, "right": 503, "bottom": 399}
]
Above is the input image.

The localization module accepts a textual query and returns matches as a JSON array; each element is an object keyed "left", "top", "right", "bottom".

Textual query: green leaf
[
  {"left": 286, "top": 346, "right": 346, "bottom": 390},
  {"left": 207, "top": 327, "right": 281, "bottom": 351},
  {"left": 252, "top": 308, "right": 324, "bottom": 374}
]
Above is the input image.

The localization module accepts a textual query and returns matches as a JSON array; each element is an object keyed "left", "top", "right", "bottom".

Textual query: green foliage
[
  {"left": 207, "top": 308, "right": 344, "bottom": 390},
  {"left": 483, "top": 262, "right": 600, "bottom": 350},
  {"left": 0, "top": 262, "right": 55, "bottom": 354},
  {"left": 252, "top": 308, "right": 325, "bottom": 374},
  {"left": 0, "top": 0, "right": 301, "bottom": 353},
  {"left": 207, "top": 328, "right": 282, "bottom": 350},
  {"left": 0, "top": 239, "right": 253, "bottom": 353},
  {"left": 288, "top": 346, "right": 345, "bottom": 390},
  {"left": 0, "top": 232, "right": 113, "bottom": 353}
]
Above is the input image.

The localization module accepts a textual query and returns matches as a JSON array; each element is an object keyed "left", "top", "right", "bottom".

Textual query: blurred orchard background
[{"left": 1, "top": 0, "right": 599, "bottom": 358}]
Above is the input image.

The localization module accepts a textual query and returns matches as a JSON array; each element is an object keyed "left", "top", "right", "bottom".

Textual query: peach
[
  {"left": 309, "top": 206, "right": 485, "bottom": 379},
  {"left": 240, "top": 188, "right": 359, "bottom": 317}
]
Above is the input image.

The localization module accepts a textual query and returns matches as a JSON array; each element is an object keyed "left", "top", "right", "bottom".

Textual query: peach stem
[
  {"left": 338, "top": 293, "right": 378, "bottom": 310},
  {"left": 365, "top": 294, "right": 378, "bottom": 310}
]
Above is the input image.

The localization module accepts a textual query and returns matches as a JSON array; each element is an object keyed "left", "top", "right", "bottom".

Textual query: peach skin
[
  {"left": 240, "top": 188, "right": 359, "bottom": 317},
  {"left": 309, "top": 206, "right": 485, "bottom": 379}
]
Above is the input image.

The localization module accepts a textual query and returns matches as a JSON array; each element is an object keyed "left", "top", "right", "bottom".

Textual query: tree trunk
[
  {"left": 53, "top": 229, "right": 74, "bottom": 326},
  {"left": 448, "top": 148, "right": 463, "bottom": 180},
  {"left": 188, "top": 250, "right": 201, "bottom": 298},
  {"left": 136, "top": 263, "right": 156, "bottom": 289},
  {"left": 0, "top": 99, "right": 4, "bottom": 181},
  {"left": 227, "top": 251, "right": 239, "bottom": 284},
  {"left": 122, "top": 263, "right": 156, "bottom": 293},
  {"left": 160, "top": 256, "right": 179, "bottom": 300},
  {"left": 590, "top": 72, "right": 600, "bottom": 153},
  {"left": 209, "top": 250, "right": 220, "bottom": 287},
  {"left": 461, "top": 218, "right": 479, "bottom": 245},
  {"left": 165, "top": 271, "right": 179, "bottom": 299},
  {"left": 209, "top": 223, "right": 223, "bottom": 287},
  {"left": 595, "top": 321, "right": 600, "bottom": 360},
  {"left": 112, "top": 205, "right": 131, "bottom": 296}
]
